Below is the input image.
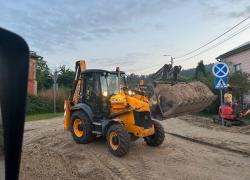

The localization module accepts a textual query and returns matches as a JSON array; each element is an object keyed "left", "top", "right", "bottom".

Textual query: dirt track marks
[{"left": 20, "top": 117, "right": 250, "bottom": 180}]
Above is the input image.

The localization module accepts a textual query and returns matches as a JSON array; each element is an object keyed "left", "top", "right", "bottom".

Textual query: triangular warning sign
[{"left": 216, "top": 78, "right": 227, "bottom": 88}]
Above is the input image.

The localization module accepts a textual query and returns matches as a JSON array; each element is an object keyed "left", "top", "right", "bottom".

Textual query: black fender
[
  {"left": 102, "top": 119, "right": 123, "bottom": 135},
  {"left": 70, "top": 103, "right": 93, "bottom": 122}
]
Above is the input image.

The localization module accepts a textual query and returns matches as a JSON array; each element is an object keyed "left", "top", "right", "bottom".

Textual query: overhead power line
[
  {"left": 131, "top": 16, "right": 250, "bottom": 75},
  {"left": 137, "top": 22, "right": 250, "bottom": 75},
  {"left": 136, "top": 22, "right": 250, "bottom": 74},
  {"left": 175, "top": 16, "right": 250, "bottom": 59},
  {"left": 175, "top": 23, "right": 250, "bottom": 63}
]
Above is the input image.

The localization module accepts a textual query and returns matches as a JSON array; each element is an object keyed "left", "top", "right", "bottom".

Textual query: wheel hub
[
  {"left": 78, "top": 124, "right": 83, "bottom": 131},
  {"left": 112, "top": 136, "right": 119, "bottom": 145},
  {"left": 73, "top": 119, "right": 84, "bottom": 137},
  {"left": 109, "top": 131, "right": 119, "bottom": 150}
]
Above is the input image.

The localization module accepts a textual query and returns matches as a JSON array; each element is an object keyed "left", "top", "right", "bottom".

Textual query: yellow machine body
[
  {"left": 110, "top": 90, "right": 155, "bottom": 137},
  {"left": 64, "top": 60, "right": 86, "bottom": 131},
  {"left": 72, "top": 60, "right": 86, "bottom": 105},
  {"left": 64, "top": 60, "right": 156, "bottom": 138},
  {"left": 65, "top": 60, "right": 165, "bottom": 156}
]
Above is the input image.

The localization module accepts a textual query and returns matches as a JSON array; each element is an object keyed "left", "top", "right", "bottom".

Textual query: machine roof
[
  {"left": 83, "top": 69, "right": 126, "bottom": 74},
  {"left": 83, "top": 69, "right": 110, "bottom": 74}
]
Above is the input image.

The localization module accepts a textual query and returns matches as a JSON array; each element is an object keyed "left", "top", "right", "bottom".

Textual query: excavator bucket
[{"left": 149, "top": 81, "right": 217, "bottom": 119}]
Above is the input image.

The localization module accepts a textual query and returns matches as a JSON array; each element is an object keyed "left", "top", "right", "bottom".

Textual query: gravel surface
[
  {"left": 179, "top": 115, "right": 250, "bottom": 134},
  {"left": 20, "top": 116, "right": 250, "bottom": 180},
  {"left": 0, "top": 156, "right": 4, "bottom": 180},
  {"left": 162, "top": 115, "right": 250, "bottom": 155}
]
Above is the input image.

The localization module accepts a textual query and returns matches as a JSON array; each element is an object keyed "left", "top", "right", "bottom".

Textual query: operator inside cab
[{"left": 224, "top": 85, "right": 233, "bottom": 106}]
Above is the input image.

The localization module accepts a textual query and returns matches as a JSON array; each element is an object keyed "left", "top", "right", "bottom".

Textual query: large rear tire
[
  {"left": 70, "top": 111, "right": 95, "bottom": 144},
  {"left": 106, "top": 124, "right": 130, "bottom": 157},
  {"left": 144, "top": 120, "right": 165, "bottom": 146}
]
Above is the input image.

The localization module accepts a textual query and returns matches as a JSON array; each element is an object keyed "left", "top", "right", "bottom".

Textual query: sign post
[
  {"left": 53, "top": 69, "right": 58, "bottom": 114},
  {"left": 212, "top": 62, "right": 230, "bottom": 126}
]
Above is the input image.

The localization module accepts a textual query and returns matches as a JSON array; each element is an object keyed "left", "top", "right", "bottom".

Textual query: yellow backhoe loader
[
  {"left": 64, "top": 60, "right": 216, "bottom": 157},
  {"left": 64, "top": 61, "right": 165, "bottom": 157}
]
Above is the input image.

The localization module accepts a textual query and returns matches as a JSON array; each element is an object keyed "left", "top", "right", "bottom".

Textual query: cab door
[{"left": 83, "top": 73, "right": 102, "bottom": 115}]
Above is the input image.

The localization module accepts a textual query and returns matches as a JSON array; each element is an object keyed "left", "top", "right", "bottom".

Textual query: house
[
  {"left": 216, "top": 41, "right": 250, "bottom": 103},
  {"left": 28, "top": 51, "right": 41, "bottom": 96},
  {"left": 216, "top": 41, "right": 250, "bottom": 73}
]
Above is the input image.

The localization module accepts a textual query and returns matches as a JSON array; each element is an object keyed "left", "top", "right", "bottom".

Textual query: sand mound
[{"left": 152, "top": 81, "right": 216, "bottom": 118}]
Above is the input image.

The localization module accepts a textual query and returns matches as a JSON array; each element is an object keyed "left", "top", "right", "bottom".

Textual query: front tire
[
  {"left": 70, "top": 111, "right": 95, "bottom": 144},
  {"left": 144, "top": 120, "right": 165, "bottom": 146},
  {"left": 106, "top": 124, "right": 130, "bottom": 157}
]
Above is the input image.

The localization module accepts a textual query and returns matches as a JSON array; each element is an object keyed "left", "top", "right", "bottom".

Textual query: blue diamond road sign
[
  {"left": 214, "top": 77, "right": 228, "bottom": 90},
  {"left": 212, "top": 62, "right": 229, "bottom": 78}
]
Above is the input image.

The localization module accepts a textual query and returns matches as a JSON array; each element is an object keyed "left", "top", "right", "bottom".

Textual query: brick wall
[{"left": 27, "top": 57, "right": 37, "bottom": 96}]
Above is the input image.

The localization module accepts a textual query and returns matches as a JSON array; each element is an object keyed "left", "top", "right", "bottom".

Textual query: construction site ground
[{"left": 20, "top": 115, "right": 250, "bottom": 180}]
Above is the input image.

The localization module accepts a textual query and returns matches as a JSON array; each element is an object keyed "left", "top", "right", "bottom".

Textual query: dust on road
[{"left": 20, "top": 116, "right": 250, "bottom": 180}]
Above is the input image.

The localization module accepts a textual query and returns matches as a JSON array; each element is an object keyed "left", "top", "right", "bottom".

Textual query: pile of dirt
[{"left": 152, "top": 81, "right": 216, "bottom": 118}]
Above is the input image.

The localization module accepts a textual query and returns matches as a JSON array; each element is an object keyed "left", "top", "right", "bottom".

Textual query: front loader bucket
[{"left": 150, "top": 81, "right": 217, "bottom": 119}]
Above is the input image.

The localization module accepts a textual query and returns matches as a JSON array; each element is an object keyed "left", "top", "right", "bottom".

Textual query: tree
[
  {"left": 57, "top": 65, "right": 75, "bottom": 88},
  {"left": 36, "top": 58, "right": 53, "bottom": 90},
  {"left": 195, "top": 60, "right": 207, "bottom": 80},
  {"left": 229, "top": 71, "right": 250, "bottom": 103}
]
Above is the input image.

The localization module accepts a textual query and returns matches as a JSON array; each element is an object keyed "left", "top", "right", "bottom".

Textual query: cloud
[
  {"left": 1, "top": 0, "right": 248, "bottom": 73},
  {"left": 199, "top": 0, "right": 249, "bottom": 19},
  {"left": 89, "top": 52, "right": 150, "bottom": 70},
  {"left": 0, "top": 0, "right": 183, "bottom": 54},
  {"left": 228, "top": 5, "right": 250, "bottom": 18}
]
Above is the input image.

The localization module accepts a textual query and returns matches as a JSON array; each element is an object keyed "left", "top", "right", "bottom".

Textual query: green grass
[{"left": 25, "top": 112, "right": 63, "bottom": 122}]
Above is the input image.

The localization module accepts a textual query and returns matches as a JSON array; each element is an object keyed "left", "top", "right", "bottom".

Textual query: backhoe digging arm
[{"left": 64, "top": 60, "right": 86, "bottom": 130}]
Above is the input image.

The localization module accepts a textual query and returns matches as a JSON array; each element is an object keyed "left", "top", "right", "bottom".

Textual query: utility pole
[
  {"left": 163, "top": 55, "right": 175, "bottom": 67},
  {"left": 53, "top": 69, "right": 58, "bottom": 114},
  {"left": 170, "top": 56, "right": 174, "bottom": 67}
]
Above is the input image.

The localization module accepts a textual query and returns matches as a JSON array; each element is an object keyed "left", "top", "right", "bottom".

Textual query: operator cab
[{"left": 80, "top": 69, "right": 121, "bottom": 117}]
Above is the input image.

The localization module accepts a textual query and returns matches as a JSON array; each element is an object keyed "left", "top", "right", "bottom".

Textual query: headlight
[
  {"left": 103, "top": 91, "right": 108, "bottom": 97},
  {"left": 128, "top": 90, "right": 135, "bottom": 96}
]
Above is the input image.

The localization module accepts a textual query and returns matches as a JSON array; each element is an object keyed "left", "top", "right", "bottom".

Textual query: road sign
[
  {"left": 212, "top": 62, "right": 229, "bottom": 78},
  {"left": 214, "top": 77, "right": 228, "bottom": 89},
  {"left": 212, "top": 63, "right": 229, "bottom": 126}
]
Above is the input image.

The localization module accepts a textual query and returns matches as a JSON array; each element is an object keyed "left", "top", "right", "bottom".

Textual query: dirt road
[
  {"left": 162, "top": 115, "right": 250, "bottom": 155},
  {"left": 20, "top": 116, "right": 250, "bottom": 180},
  {"left": 0, "top": 156, "right": 4, "bottom": 180}
]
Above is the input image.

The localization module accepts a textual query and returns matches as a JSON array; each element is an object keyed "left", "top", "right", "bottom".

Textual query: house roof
[
  {"left": 216, "top": 41, "right": 250, "bottom": 60},
  {"left": 30, "top": 51, "right": 42, "bottom": 60}
]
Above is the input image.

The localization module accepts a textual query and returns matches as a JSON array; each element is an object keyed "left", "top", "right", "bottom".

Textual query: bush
[
  {"left": 26, "top": 87, "right": 70, "bottom": 115},
  {"left": 26, "top": 95, "right": 52, "bottom": 114},
  {"left": 229, "top": 71, "right": 250, "bottom": 103}
]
